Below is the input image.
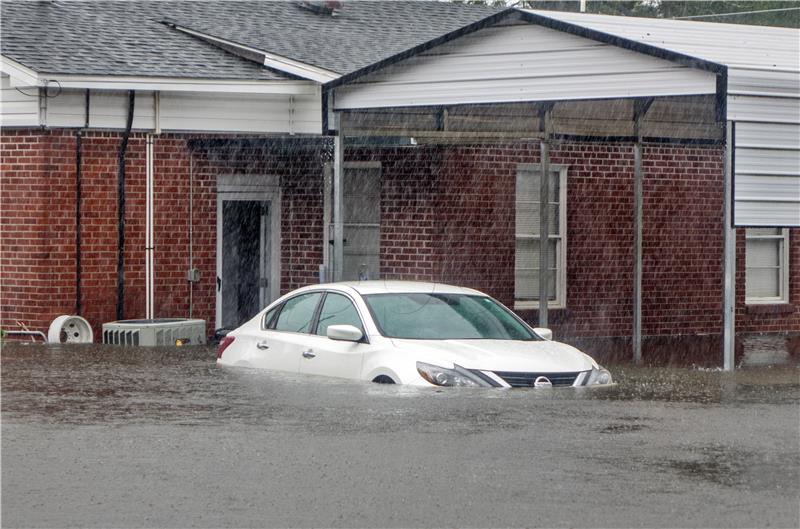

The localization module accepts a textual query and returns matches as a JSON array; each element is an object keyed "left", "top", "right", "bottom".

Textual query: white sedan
[{"left": 216, "top": 281, "right": 612, "bottom": 388}]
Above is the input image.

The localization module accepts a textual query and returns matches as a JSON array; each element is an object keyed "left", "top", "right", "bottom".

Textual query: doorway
[{"left": 216, "top": 187, "right": 280, "bottom": 330}]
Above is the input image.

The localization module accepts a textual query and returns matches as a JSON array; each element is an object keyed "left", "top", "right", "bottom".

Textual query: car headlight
[
  {"left": 416, "top": 362, "right": 494, "bottom": 387},
  {"left": 585, "top": 367, "right": 613, "bottom": 386}
]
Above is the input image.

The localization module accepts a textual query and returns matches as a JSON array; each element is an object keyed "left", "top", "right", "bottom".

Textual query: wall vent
[{"left": 102, "top": 318, "right": 206, "bottom": 346}]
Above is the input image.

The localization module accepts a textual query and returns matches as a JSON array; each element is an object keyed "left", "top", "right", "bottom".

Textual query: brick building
[{"left": 2, "top": 2, "right": 798, "bottom": 366}]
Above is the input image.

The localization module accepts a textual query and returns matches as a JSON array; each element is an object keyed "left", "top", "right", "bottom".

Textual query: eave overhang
[{"left": 1, "top": 55, "right": 319, "bottom": 95}]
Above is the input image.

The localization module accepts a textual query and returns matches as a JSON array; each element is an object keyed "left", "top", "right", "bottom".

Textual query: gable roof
[{"left": 0, "top": 0, "right": 502, "bottom": 81}]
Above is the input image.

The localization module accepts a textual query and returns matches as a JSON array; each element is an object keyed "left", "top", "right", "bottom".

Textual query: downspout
[
  {"left": 75, "top": 89, "right": 90, "bottom": 315},
  {"left": 145, "top": 133, "right": 154, "bottom": 320},
  {"left": 117, "top": 91, "right": 135, "bottom": 321},
  {"left": 188, "top": 148, "right": 194, "bottom": 317},
  {"left": 146, "top": 92, "right": 161, "bottom": 320}
]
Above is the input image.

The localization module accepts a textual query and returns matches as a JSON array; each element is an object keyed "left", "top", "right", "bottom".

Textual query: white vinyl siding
[
  {"left": 0, "top": 73, "right": 39, "bottom": 127},
  {"left": 745, "top": 228, "right": 790, "bottom": 304},
  {"left": 732, "top": 117, "right": 800, "bottom": 228},
  {"left": 159, "top": 91, "right": 321, "bottom": 134},
  {"left": 524, "top": 11, "right": 799, "bottom": 228},
  {"left": 333, "top": 22, "right": 716, "bottom": 110},
  {"left": 32, "top": 87, "right": 322, "bottom": 134},
  {"left": 515, "top": 165, "right": 567, "bottom": 309}
]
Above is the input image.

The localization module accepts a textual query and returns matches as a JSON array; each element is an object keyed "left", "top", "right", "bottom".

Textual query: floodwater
[{"left": 2, "top": 342, "right": 798, "bottom": 528}]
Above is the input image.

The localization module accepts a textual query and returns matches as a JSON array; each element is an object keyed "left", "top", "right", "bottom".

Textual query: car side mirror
[
  {"left": 533, "top": 327, "right": 553, "bottom": 341},
  {"left": 327, "top": 324, "right": 363, "bottom": 342}
]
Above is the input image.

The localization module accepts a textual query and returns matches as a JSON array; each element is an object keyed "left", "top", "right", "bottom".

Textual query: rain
[{"left": 2, "top": 1, "right": 799, "bottom": 528}]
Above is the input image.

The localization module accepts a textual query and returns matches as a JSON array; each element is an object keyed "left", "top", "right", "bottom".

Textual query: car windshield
[{"left": 363, "top": 293, "right": 536, "bottom": 340}]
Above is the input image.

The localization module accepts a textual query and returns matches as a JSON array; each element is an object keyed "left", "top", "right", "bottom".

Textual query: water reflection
[
  {"left": 3, "top": 342, "right": 797, "bottom": 429},
  {"left": 3, "top": 342, "right": 798, "bottom": 528}
]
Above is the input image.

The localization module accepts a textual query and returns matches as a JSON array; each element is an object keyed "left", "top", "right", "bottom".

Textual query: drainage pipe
[
  {"left": 75, "top": 89, "right": 90, "bottom": 315},
  {"left": 188, "top": 148, "right": 194, "bottom": 317},
  {"left": 75, "top": 130, "right": 83, "bottom": 315},
  {"left": 145, "top": 133, "right": 155, "bottom": 319},
  {"left": 116, "top": 91, "right": 135, "bottom": 321}
]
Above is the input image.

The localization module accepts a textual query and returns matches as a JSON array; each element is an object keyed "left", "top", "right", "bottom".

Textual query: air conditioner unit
[{"left": 102, "top": 318, "right": 206, "bottom": 346}]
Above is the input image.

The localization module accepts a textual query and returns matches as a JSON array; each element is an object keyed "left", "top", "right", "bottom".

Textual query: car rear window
[{"left": 363, "top": 293, "right": 535, "bottom": 340}]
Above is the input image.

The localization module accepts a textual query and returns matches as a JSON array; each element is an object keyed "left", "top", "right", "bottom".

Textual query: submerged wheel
[
  {"left": 47, "top": 315, "right": 94, "bottom": 344},
  {"left": 372, "top": 375, "right": 396, "bottom": 384}
]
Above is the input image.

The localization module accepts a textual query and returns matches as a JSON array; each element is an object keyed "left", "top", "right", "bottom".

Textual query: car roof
[{"left": 325, "top": 281, "right": 485, "bottom": 296}]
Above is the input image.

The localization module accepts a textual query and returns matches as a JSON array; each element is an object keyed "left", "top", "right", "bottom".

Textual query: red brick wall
[
  {"left": 348, "top": 147, "right": 441, "bottom": 281},
  {"left": 2, "top": 130, "right": 797, "bottom": 362},
  {"left": 640, "top": 145, "right": 726, "bottom": 335},
  {"left": 1, "top": 130, "right": 79, "bottom": 332},
  {"left": 1, "top": 132, "right": 327, "bottom": 338},
  {"left": 190, "top": 141, "right": 325, "bottom": 294},
  {"left": 359, "top": 142, "right": 727, "bottom": 343}
]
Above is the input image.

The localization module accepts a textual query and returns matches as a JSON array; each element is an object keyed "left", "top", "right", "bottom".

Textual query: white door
[
  {"left": 299, "top": 292, "right": 367, "bottom": 379},
  {"left": 255, "top": 291, "right": 323, "bottom": 373}
]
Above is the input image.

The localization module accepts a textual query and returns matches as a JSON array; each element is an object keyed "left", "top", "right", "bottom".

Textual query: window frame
[
  {"left": 313, "top": 291, "right": 368, "bottom": 342},
  {"left": 269, "top": 291, "right": 324, "bottom": 335},
  {"left": 745, "top": 228, "right": 790, "bottom": 305},
  {"left": 261, "top": 305, "right": 280, "bottom": 330},
  {"left": 514, "top": 163, "right": 568, "bottom": 311}
]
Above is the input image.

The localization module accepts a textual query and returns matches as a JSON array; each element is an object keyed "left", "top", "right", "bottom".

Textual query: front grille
[{"left": 493, "top": 371, "right": 580, "bottom": 387}]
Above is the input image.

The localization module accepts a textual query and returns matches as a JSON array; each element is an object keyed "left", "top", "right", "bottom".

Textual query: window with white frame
[
  {"left": 515, "top": 164, "right": 567, "bottom": 309},
  {"left": 745, "top": 228, "right": 790, "bottom": 304}
]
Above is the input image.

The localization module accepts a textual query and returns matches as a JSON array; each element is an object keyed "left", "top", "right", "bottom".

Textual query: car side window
[
  {"left": 315, "top": 293, "right": 364, "bottom": 337},
  {"left": 273, "top": 292, "right": 322, "bottom": 334},
  {"left": 262, "top": 306, "right": 279, "bottom": 330}
]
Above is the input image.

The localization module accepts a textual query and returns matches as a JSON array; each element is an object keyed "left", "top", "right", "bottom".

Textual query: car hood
[{"left": 390, "top": 338, "right": 596, "bottom": 373}]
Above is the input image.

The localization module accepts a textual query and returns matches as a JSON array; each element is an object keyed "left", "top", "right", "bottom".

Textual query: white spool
[{"left": 47, "top": 315, "right": 94, "bottom": 344}]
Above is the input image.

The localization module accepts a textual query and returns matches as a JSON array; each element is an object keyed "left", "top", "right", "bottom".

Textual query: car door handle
[
  {"left": 256, "top": 341, "right": 270, "bottom": 350},
  {"left": 302, "top": 350, "right": 316, "bottom": 359}
]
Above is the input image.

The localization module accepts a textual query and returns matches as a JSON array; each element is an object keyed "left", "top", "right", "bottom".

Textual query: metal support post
[
  {"left": 538, "top": 107, "right": 552, "bottom": 328},
  {"left": 633, "top": 141, "right": 643, "bottom": 364},
  {"left": 633, "top": 97, "right": 653, "bottom": 364},
  {"left": 333, "top": 114, "right": 344, "bottom": 282},
  {"left": 632, "top": 98, "right": 652, "bottom": 365},
  {"left": 723, "top": 121, "right": 736, "bottom": 370}
]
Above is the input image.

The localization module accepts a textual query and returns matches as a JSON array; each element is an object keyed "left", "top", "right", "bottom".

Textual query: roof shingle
[{"left": 1, "top": 1, "right": 502, "bottom": 80}]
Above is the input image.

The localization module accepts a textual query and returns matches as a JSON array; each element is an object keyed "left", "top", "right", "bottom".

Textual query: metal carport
[{"left": 324, "top": 9, "right": 800, "bottom": 369}]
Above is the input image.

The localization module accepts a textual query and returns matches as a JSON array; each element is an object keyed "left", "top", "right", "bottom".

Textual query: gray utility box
[{"left": 102, "top": 318, "right": 206, "bottom": 346}]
